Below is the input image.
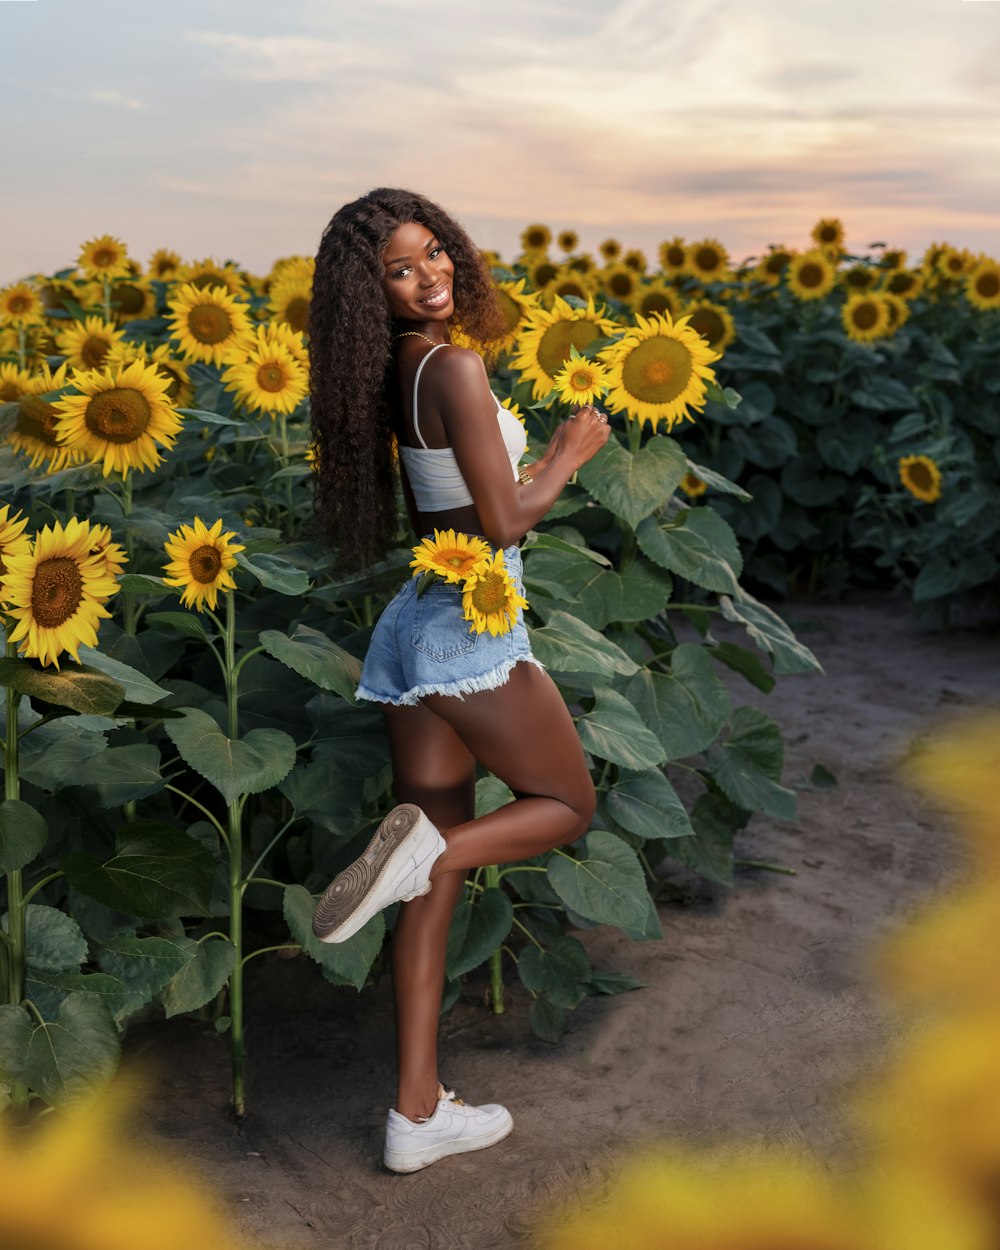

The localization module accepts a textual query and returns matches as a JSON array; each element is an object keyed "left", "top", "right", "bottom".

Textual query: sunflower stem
[
  {"left": 102, "top": 275, "right": 111, "bottom": 323},
  {"left": 120, "top": 474, "right": 137, "bottom": 635},
  {"left": 484, "top": 863, "right": 504, "bottom": 1014},
  {"left": 3, "top": 638, "right": 30, "bottom": 1112},
  {"left": 222, "top": 591, "right": 246, "bottom": 1117},
  {"left": 16, "top": 326, "right": 26, "bottom": 373}
]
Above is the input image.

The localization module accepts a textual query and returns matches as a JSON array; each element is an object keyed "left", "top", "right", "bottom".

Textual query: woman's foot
[
  {"left": 383, "top": 1083, "right": 514, "bottom": 1173},
  {"left": 311, "top": 804, "right": 446, "bottom": 944}
]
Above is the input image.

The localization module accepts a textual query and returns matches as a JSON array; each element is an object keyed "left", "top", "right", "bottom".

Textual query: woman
[{"left": 307, "top": 188, "right": 610, "bottom": 1173}]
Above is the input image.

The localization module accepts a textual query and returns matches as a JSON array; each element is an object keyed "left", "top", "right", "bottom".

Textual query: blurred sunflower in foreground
[
  {"left": 531, "top": 712, "right": 1000, "bottom": 1250},
  {"left": 0, "top": 1073, "right": 273, "bottom": 1250}
]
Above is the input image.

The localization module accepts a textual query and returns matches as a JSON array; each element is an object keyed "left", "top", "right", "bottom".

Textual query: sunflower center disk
[
  {"left": 623, "top": 338, "right": 692, "bottom": 403},
  {"left": 571, "top": 371, "right": 591, "bottom": 390},
  {"left": 909, "top": 465, "right": 933, "bottom": 492},
  {"left": 117, "top": 284, "right": 145, "bottom": 314},
  {"left": 853, "top": 304, "right": 879, "bottom": 330},
  {"left": 85, "top": 388, "right": 152, "bottom": 444},
  {"left": 257, "top": 363, "right": 287, "bottom": 393},
  {"left": 188, "top": 304, "right": 234, "bottom": 345},
  {"left": 31, "top": 556, "right": 83, "bottom": 627},
  {"left": 538, "top": 322, "right": 600, "bottom": 380},
  {"left": 94, "top": 248, "right": 115, "bottom": 267},
  {"left": 977, "top": 273, "right": 1000, "bottom": 298},
  {"left": 471, "top": 573, "right": 508, "bottom": 614},
  {"left": 689, "top": 311, "right": 724, "bottom": 346},
  {"left": 189, "top": 544, "right": 223, "bottom": 584},
  {"left": 17, "top": 397, "right": 59, "bottom": 445},
  {"left": 799, "top": 264, "right": 824, "bottom": 288},
  {"left": 9, "top": 294, "right": 31, "bottom": 315},
  {"left": 499, "top": 292, "right": 522, "bottom": 333},
  {"left": 695, "top": 248, "right": 720, "bottom": 272},
  {"left": 284, "top": 297, "right": 309, "bottom": 333},
  {"left": 82, "top": 337, "right": 110, "bottom": 369}
]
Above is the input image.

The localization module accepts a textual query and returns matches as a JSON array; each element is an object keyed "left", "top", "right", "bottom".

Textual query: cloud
[
  {"left": 91, "top": 89, "right": 146, "bottom": 111},
  {"left": 182, "top": 31, "right": 393, "bottom": 81}
]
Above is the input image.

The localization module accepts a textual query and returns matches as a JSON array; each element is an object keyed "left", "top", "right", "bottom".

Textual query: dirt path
[{"left": 125, "top": 589, "right": 999, "bottom": 1250}]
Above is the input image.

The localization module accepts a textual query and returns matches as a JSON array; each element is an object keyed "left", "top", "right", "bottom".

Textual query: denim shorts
[{"left": 355, "top": 543, "right": 544, "bottom": 706}]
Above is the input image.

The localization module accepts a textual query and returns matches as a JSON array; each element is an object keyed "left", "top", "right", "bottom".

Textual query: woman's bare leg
[{"left": 384, "top": 660, "right": 595, "bottom": 1121}]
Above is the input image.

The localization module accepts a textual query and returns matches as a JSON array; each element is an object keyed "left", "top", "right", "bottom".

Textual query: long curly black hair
[{"left": 307, "top": 188, "right": 507, "bottom": 571}]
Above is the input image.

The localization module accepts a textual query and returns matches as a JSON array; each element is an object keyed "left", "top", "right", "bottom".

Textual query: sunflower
[
  {"left": 600, "top": 264, "right": 640, "bottom": 305},
  {"left": 521, "top": 223, "right": 552, "bottom": 252},
  {"left": 880, "top": 292, "right": 909, "bottom": 334},
  {"left": 410, "top": 528, "right": 492, "bottom": 584},
  {"left": 88, "top": 522, "right": 129, "bottom": 581},
  {"left": 176, "top": 258, "right": 246, "bottom": 298},
  {"left": 842, "top": 293, "right": 891, "bottom": 343},
  {"left": 163, "top": 516, "right": 245, "bottom": 612},
  {"left": 965, "top": 260, "right": 1000, "bottom": 311},
  {"left": 843, "top": 263, "right": 878, "bottom": 292},
  {"left": 78, "top": 234, "right": 132, "bottom": 281},
  {"left": 682, "top": 301, "right": 737, "bottom": 352},
  {"left": 811, "top": 217, "right": 845, "bottom": 250},
  {"left": 788, "top": 250, "right": 837, "bottom": 301},
  {"left": 622, "top": 248, "right": 647, "bottom": 274},
  {"left": 899, "top": 454, "right": 942, "bottom": 503},
  {"left": 659, "top": 237, "right": 688, "bottom": 276},
  {"left": 0, "top": 504, "right": 31, "bottom": 596},
  {"left": 510, "top": 294, "right": 618, "bottom": 400},
  {"left": 636, "top": 279, "right": 682, "bottom": 321},
  {"left": 0, "top": 362, "right": 32, "bottom": 404},
  {"left": 106, "top": 339, "right": 194, "bottom": 408},
  {"left": 0, "top": 281, "right": 45, "bottom": 328},
  {"left": 165, "top": 282, "right": 254, "bottom": 367},
  {"left": 597, "top": 238, "right": 622, "bottom": 263},
  {"left": 600, "top": 311, "right": 719, "bottom": 432},
  {"left": 54, "top": 357, "right": 183, "bottom": 477},
  {"left": 556, "top": 229, "right": 578, "bottom": 253},
  {"left": 938, "top": 246, "right": 972, "bottom": 279},
  {"left": 268, "top": 272, "right": 312, "bottom": 335},
  {"left": 880, "top": 248, "right": 907, "bottom": 271},
  {"left": 552, "top": 356, "right": 608, "bottom": 407},
  {"left": 755, "top": 246, "right": 792, "bottom": 285},
  {"left": 7, "top": 362, "right": 86, "bottom": 473},
  {"left": 219, "top": 323, "right": 308, "bottom": 417},
  {"left": 881, "top": 269, "right": 924, "bottom": 300},
  {"left": 462, "top": 548, "right": 528, "bottom": 636},
  {"left": 148, "top": 247, "right": 183, "bottom": 280},
  {"left": 104, "top": 275, "right": 158, "bottom": 323},
  {"left": 526, "top": 255, "right": 560, "bottom": 292},
  {"left": 55, "top": 314, "right": 126, "bottom": 371},
  {"left": 566, "top": 253, "right": 597, "bottom": 276},
  {"left": 686, "top": 238, "right": 730, "bottom": 282},
  {"left": 1, "top": 517, "right": 121, "bottom": 668},
  {"left": 541, "top": 267, "right": 599, "bottom": 308},
  {"left": 679, "top": 471, "right": 707, "bottom": 498}
]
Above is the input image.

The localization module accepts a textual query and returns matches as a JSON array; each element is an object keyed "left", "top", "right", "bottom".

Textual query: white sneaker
[
  {"left": 311, "top": 803, "right": 446, "bottom": 944},
  {"left": 383, "top": 1084, "right": 514, "bottom": 1173}
]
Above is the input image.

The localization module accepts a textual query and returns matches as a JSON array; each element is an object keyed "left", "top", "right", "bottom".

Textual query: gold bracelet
[{"left": 517, "top": 465, "right": 533, "bottom": 486}]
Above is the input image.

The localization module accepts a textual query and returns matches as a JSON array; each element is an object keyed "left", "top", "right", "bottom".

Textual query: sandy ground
[{"left": 124, "top": 588, "right": 1000, "bottom": 1250}]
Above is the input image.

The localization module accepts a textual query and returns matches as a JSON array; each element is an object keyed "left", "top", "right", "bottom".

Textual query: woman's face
[{"left": 381, "top": 221, "right": 455, "bottom": 325}]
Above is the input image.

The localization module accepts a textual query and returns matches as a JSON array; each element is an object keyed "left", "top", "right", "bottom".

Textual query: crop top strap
[{"left": 411, "top": 342, "right": 447, "bottom": 449}]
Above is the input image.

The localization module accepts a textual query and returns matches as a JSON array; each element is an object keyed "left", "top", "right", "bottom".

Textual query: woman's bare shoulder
[{"left": 425, "top": 343, "right": 488, "bottom": 385}]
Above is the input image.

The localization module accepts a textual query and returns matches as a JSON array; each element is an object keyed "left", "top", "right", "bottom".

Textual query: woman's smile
[{"left": 382, "top": 220, "right": 455, "bottom": 326}]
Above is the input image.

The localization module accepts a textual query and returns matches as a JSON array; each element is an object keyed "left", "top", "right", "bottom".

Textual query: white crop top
[{"left": 397, "top": 342, "right": 528, "bottom": 512}]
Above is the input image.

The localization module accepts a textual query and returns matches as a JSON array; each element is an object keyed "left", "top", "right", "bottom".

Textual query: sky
[{"left": 2, "top": 0, "right": 999, "bottom": 281}]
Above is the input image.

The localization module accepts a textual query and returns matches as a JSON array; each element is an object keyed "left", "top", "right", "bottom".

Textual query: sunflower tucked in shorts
[{"left": 355, "top": 544, "right": 544, "bottom": 706}]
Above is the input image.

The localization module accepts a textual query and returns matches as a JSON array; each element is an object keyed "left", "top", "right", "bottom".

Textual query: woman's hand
[{"left": 560, "top": 405, "right": 612, "bottom": 470}]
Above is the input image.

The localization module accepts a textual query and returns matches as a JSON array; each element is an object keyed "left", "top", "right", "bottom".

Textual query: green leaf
[
  {"left": 62, "top": 823, "right": 215, "bottom": 919},
  {"left": 705, "top": 707, "right": 797, "bottom": 822},
  {"left": 0, "top": 657, "right": 124, "bottom": 716},
  {"left": 528, "top": 994, "right": 566, "bottom": 1043},
  {"left": 25, "top": 968, "right": 146, "bottom": 1029},
  {"left": 176, "top": 406, "right": 250, "bottom": 427},
  {"left": 145, "top": 611, "right": 212, "bottom": 642},
  {"left": 76, "top": 646, "right": 170, "bottom": 705},
  {"left": 446, "top": 887, "right": 513, "bottom": 979},
  {"left": 164, "top": 707, "right": 297, "bottom": 803},
  {"left": 283, "top": 883, "right": 384, "bottom": 991},
  {"left": 585, "top": 970, "right": 647, "bottom": 995},
  {"left": 475, "top": 776, "right": 514, "bottom": 817},
  {"left": 684, "top": 459, "right": 752, "bottom": 501},
  {"left": 577, "top": 435, "right": 688, "bottom": 528},
  {"left": 235, "top": 551, "right": 311, "bottom": 596},
  {"left": 624, "top": 645, "right": 732, "bottom": 760},
  {"left": 528, "top": 611, "right": 640, "bottom": 678},
  {"left": 607, "top": 771, "right": 694, "bottom": 841},
  {"left": 116, "top": 573, "right": 169, "bottom": 595},
  {"left": 518, "top": 935, "right": 591, "bottom": 1009},
  {"left": 669, "top": 793, "right": 745, "bottom": 885},
  {"left": 81, "top": 744, "right": 165, "bottom": 807},
  {"left": 577, "top": 686, "right": 667, "bottom": 770},
  {"left": 635, "top": 507, "right": 742, "bottom": 594},
  {"left": 574, "top": 562, "right": 674, "bottom": 631},
  {"left": 0, "top": 1004, "right": 32, "bottom": 1085},
  {"left": 0, "top": 799, "right": 49, "bottom": 872},
  {"left": 158, "top": 937, "right": 236, "bottom": 1017},
  {"left": 22, "top": 991, "right": 121, "bottom": 1107},
  {"left": 809, "top": 763, "right": 838, "bottom": 789},
  {"left": 522, "top": 531, "right": 612, "bottom": 564},
  {"left": 547, "top": 830, "right": 649, "bottom": 930},
  {"left": 18, "top": 904, "right": 88, "bottom": 972},
  {"left": 95, "top": 934, "right": 191, "bottom": 996},
  {"left": 718, "top": 588, "right": 825, "bottom": 676},
  {"left": 707, "top": 640, "right": 776, "bottom": 692},
  {"left": 259, "top": 625, "right": 362, "bottom": 703}
]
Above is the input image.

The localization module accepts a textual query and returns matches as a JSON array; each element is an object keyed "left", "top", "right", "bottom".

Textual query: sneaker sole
[
  {"left": 383, "top": 1110, "right": 514, "bottom": 1173},
  {"left": 311, "top": 804, "right": 437, "bottom": 944}
]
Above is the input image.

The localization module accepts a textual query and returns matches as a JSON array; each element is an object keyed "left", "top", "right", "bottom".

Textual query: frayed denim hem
[{"left": 355, "top": 654, "right": 546, "bottom": 707}]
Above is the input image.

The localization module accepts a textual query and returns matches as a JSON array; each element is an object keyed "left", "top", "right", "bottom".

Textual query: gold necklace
[{"left": 393, "top": 330, "right": 442, "bottom": 346}]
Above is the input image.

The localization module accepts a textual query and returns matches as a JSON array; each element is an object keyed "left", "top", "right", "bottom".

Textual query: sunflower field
[{"left": 0, "top": 218, "right": 992, "bottom": 1120}]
